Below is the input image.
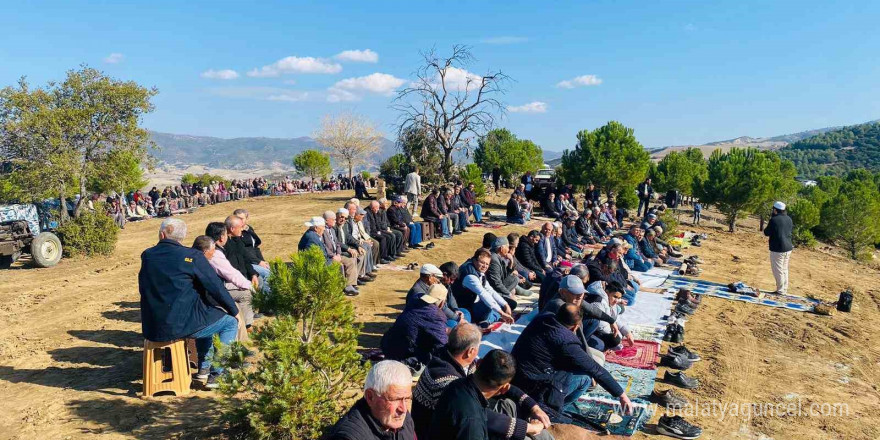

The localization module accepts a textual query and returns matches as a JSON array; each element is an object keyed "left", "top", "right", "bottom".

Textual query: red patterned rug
[{"left": 605, "top": 340, "right": 660, "bottom": 370}]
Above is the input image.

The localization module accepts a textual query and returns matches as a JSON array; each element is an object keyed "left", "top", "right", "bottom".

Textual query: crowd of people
[
  {"left": 136, "top": 171, "right": 719, "bottom": 439},
  {"left": 321, "top": 183, "right": 709, "bottom": 439}
]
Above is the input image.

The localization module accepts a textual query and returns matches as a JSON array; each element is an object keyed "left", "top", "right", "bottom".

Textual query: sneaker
[
  {"left": 425, "top": 242, "right": 436, "bottom": 249},
  {"left": 663, "top": 324, "right": 676, "bottom": 342},
  {"left": 670, "top": 345, "right": 702, "bottom": 362},
  {"left": 661, "top": 353, "right": 693, "bottom": 370},
  {"left": 204, "top": 373, "right": 222, "bottom": 390},
  {"left": 194, "top": 367, "right": 210, "bottom": 381},
  {"left": 657, "top": 415, "right": 703, "bottom": 439},
  {"left": 686, "top": 256, "right": 704, "bottom": 265},
  {"left": 343, "top": 286, "right": 360, "bottom": 296},
  {"left": 664, "top": 371, "right": 699, "bottom": 389},
  {"left": 652, "top": 390, "right": 688, "bottom": 409},
  {"left": 670, "top": 324, "right": 685, "bottom": 343}
]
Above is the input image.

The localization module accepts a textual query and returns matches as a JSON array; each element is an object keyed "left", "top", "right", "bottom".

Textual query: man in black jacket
[
  {"left": 430, "top": 349, "right": 551, "bottom": 440},
  {"left": 207, "top": 222, "right": 259, "bottom": 284},
  {"left": 764, "top": 201, "right": 794, "bottom": 295},
  {"left": 515, "top": 231, "right": 545, "bottom": 283},
  {"left": 139, "top": 218, "right": 239, "bottom": 388},
  {"left": 388, "top": 197, "right": 422, "bottom": 249},
  {"left": 637, "top": 178, "right": 653, "bottom": 217},
  {"left": 506, "top": 193, "right": 525, "bottom": 224},
  {"left": 369, "top": 200, "right": 404, "bottom": 257},
  {"left": 511, "top": 304, "right": 633, "bottom": 422}
]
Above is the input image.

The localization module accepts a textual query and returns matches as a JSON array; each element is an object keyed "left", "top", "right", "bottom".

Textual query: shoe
[
  {"left": 657, "top": 415, "right": 703, "bottom": 439},
  {"left": 670, "top": 345, "right": 702, "bottom": 362},
  {"left": 365, "top": 273, "right": 377, "bottom": 280},
  {"left": 664, "top": 371, "right": 699, "bottom": 389},
  {"left": 425, "top": 242, "right": 436, "bottom": 249},
  {"left": 442, "top": 235, "right": 453, "bottom": 240},
  {"left": 686, "top": 256, "right": 704, "bottom": 265},
  {"left": 195, "top": 367, "right": 210, "bottom": 381},
  {"left": 343, "top": 286, "right": 360, "bottom": 296},
  {"left": 252, "top": 313, "right": 265, "bottom": 319},
  {"left": 663, "top": 323, "right": 676, "bottom": 342},
  {"left": 675, "top": 303, "right": 696, "bottom": 315},
  {"left": 204, "top": 373, "right": 222, "bottom": 390},
  {"left": 461, "top": 228, "right": 469, "bottom": 232},
  {"left": 652, "top": 390, "right": 688, "bottom": 409},
  {"left": 411, "top": 243, "right": 423, "bottom": 249},
  {"left": 661, "top": 353, "right": 693, "bottom": 370},
  {"left": 357, "top": 280, "right": 367, "bottom": 286},
  {"left": 380, "top": 259, "right": 391, "bottom": 264},
  {"left": 670, "top": 324, "right": 685, "bottom": 343},
  {"left": 453, "top": 230, "right": 463, "bottom": 235}
]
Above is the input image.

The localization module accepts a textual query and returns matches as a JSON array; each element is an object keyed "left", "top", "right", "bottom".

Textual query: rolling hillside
[{"left": 777, "top": 121, "right": 880, "bottom": 178}]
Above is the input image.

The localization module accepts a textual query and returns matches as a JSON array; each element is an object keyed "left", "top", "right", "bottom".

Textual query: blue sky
[{"left": 3, "top": 1, "right": 880, "bottom": 151}]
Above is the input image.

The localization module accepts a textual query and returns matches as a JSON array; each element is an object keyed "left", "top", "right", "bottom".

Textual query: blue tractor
[{"left": 0, "top": 203, "right": 63, "bottom": 268}]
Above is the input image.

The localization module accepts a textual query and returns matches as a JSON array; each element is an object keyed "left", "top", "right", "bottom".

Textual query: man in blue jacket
[
  {"left": 381, "top": 284, "right": 450, "bottom": 372},
  {"left": 622, "top": 225, "right": 653, "bottom": 272},
  {"left": 138, "top": 218, "right": 239, "bottom": 389},
  {"left": 535, "top": 222, "right": 559, "bottom": 271}
]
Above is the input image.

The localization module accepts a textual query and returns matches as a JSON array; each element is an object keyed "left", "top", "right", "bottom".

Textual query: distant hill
[
  {"left": 649, "top": 120, "right": 880, "bottom": 160},
  {"left": 777, "top": 122, "right": 880, "bottom": 178},
  {"left": 148, "top": 131, "right": 396, "bottom": 170}
]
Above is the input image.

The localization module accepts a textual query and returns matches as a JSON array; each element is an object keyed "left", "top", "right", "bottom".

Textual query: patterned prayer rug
[
  {"left": 605, "top": 340, "right": 660, "bottom": 370},
  {"left": 582, "top": 362, "right": 658, "bottom": 401},
  {"left": 470, "top": 222, "right": 504, "bottom": 229},
  {"left": 564, "top": 398, "right": 654, "bottom": 436},
  {"left": 666, "top": 276, "right": 819, "bottom": 312}
]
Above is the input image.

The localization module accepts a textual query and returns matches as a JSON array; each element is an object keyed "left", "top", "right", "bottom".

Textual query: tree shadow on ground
[
  {"left": 69, "top": 329, "right": 142, "bottom": 348},
  {"left": 67, "top": 395, "right": 224, "bottom": 439},
  {"left": 102, "top": 301, "right": 141, "bottom": 323}
]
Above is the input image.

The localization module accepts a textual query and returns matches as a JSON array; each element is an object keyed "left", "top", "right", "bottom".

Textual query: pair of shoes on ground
[
  {"left": 194, "top": 368, "right": 222, "bottom": 390},
  {"left": 660, "top": 345, "right": 701, "bottom": 370},
  {"left": 663, "top": 323, "right": 685, "bottom": 343},
  {"left": 405, "top": 262, "right": 419, "bottom": 270},
  {"left": 664, "top": 370, "right": 700, "bottom": 389},
  {"left": 343, "top": 286, "right": 360, "bottom": 296},
  {"left": 425, "top": 242, "right": 436, "bottom": 250},
  {"left": 658, "top": 414, "right": 703, "bottom": 439}
]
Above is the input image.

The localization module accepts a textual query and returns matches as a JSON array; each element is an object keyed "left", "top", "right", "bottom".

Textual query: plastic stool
[{"left": 142, "top": 339, "right": 192, "bottom": 397}]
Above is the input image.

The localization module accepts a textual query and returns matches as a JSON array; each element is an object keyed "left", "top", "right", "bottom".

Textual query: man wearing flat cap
[{"left": 764, "top": 201, "right": 794, "bottom": 295}]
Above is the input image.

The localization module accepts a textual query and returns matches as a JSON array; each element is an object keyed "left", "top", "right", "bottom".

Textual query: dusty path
[{"left": 0, "top": 192, "right": 877, "bottom": 439}]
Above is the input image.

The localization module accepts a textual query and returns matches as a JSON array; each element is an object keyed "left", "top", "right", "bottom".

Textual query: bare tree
[
  {"left": 313, "top": 112, "right": 383, "bottom": 180},
  {"left": 393, "top": 45, "right": 509, "bottom": 179}
]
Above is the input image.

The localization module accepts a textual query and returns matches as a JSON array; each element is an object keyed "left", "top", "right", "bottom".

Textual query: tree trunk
[
  {"left": 759, "top": 215, "right": 765, "bottom": 232},
  {"left": 442, "top": 147, "right": 454, "bottom": 180},
  {"left": 728, "top": 211, "right": 737, "bottom": 233},
  {"left": 58, "top": 190, "right": 69, "bottom": 225}
]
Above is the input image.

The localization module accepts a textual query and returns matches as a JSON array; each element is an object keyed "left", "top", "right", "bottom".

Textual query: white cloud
[
  {"left": 507, "top": 101, "right": 548, "bottom": 113},
  {"left": 334, "top": 49, "right": 379, "bottom": 63},
  {"left": 267, "top": 91, "right": 312, "bottom": 102},
  {"left": 200, "top": 69, "right": 239, "bottom": 80},
  {"left": 326, "top": 88, "right": 360, "bottom": 103},
  {"left": 480, "top": 36, "right": 529, "bottom": 45},
  {"left": 247, "top": 56, "right": 342, "bottom": 77},
  {"left": 104, "top": 53, "right": 124, "bottom": 64},
  {"left": 556, "top": 75, "right": 603, "bottom": 89},
  {"left": 441, "top": 67, "right": 484, "bottom": 92},
  {"left": 332, "top": 73, "right": 406, "bottom": 95}
]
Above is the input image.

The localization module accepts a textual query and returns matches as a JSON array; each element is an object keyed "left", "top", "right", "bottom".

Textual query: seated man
[
  {"left": 407, "top": 263, "right": 469, "bottom": 328},
  {"left": 298, "top": 216, "right": 360, "bottom": 296},
  {"left": 640, "top": 213, "right": 658, "bottom": 233},
  {"left": 326, "top": 360, "right": 416, "bottom": 440},
  {"left": 125, "top": 200, "right": 150, "bottom": 221},
  {"left": 487, "top": 237, "right": 531, "bottom": 302},
  {"left": 536, "top": 222, "right": 560, "bottom": 272},
  {"left": 450, "top": 185, "right": 469, "bottom": 232},
  {"left": 387, "top": 196, "right": 422, "bottom": 249},
  {"left": 505, "top": 193, "right": 525, "bottom": 224},
  {"left": 138, "top": 219, "right": 239, "bottom": 389},
  {"left": 543, "top": 270, "right": 618, "bottom": 356},
  {"left": 451, "top": 249, "right": 515, "bottom": 326},
  {"left": 233, "top": 209, "right": 270, "bottom": 287},
  {"left": 421, "top": 189, "right": 452, "bottom": 238},
  {"left": 413, "top": 324, "right": 552, "bottom": 440},
  {"left": 322, "top": 211, "right": 362, "bottom": 289},
  {"left": 640, "top": 228, "right": 666, "bottom": 266},
  {"left": 543, "top": 192, "right": 562, "bottom": 219},
  {"left": 622, "top": 225, "right": 654, "bottom": 272},
  {"left": 336, "top": 208, "right": 373, "bottom": 284},
  {"left": 461, "top": 182, "right": 483, "bottom": 223},
  {"left": 431, "top": 349, "right": 552, "bottom": 440},
  {"left": 506, "top": 233, "right": 537, "bottom": 288},
  {"left": 380, "top": 284, "right": 449, "bottom": 372},
  {"left": 511, "top": 304, "right": 633, "bottom": 422},
  {"left": 196, "top": 233, "right": 255, "bottom": 329},
  {"left": 537, "top": 262, "right": 570, "bottom": 311},
  {"left": 515, "top": 231, "right": 546, "bottom": 283},
  {"left": 226, "top": 215, "right": 269, "bottom": 291},
  {"left": 585, "top": 280, "right": 633, "bottom": 353},
  {"left": 374, "top": 200, "right": 406, "bottom": 256}
]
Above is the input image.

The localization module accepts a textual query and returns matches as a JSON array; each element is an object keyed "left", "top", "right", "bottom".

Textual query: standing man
[
  {"left": 637, "top": 177, "right": 654, "bottom": 218},
  {"left": 764, "top": 201, "right": 793, "bottom": 295},
  {"left": 405, "top": 166, "right": 422, "bottom": 214}
]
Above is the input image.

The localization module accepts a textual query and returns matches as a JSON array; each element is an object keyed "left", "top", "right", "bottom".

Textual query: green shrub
[
  {"left": 55, "top": 206, "right": 119, "bottom": 256},
  {"left": 615, "top": 189, "right": 639, "bottom": 210},
  {"left": 788, "top": 198, "right": 820, "bottom": 248},
  {"left": 459, "top": 163, "right": 487, "bottom": 203},
  {"left": 217, "top": 246, "right": 369, "bottom": 439},
  {"left": 658, "top": 208, "right": 679, "bottom": 240}
]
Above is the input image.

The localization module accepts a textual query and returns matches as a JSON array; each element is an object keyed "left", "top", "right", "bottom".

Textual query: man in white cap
[
  {"left": 764, "top": 201, "right": 794, "bottom": 295},
  {"left": 298, "top": 216, "right": 359, "bottom": 296},
  {"left": 381, "top": 284, "right": 449, "bottom": 372},
  {"left": 406, "top": 264, "right": 468, "bottom": 328}
]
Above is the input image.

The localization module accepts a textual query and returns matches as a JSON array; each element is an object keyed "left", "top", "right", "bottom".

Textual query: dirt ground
[{"left": 0, "top": 191, "right": 878, "bottom": 440}]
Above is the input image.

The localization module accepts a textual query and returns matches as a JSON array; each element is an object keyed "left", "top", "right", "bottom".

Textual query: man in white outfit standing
[
  {"left": 763, "top": 201, "right": 794, "bottom": 295},
  {"left": 404, "top": 166, "right": 422, "bottom": 214}
]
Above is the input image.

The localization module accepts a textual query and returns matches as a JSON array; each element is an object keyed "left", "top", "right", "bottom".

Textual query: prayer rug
[
  {"left": 564, "top": 398, "right": 654, "bottom": 436},
  {"left": 479, "top": 309, "right": 538, "bottom": 357},
  {"left": 470, "top": 222, "right": 504, "bottom": 229},
  {"left": 605, "top": 340, "right": 659, "bottom": 370},
  {"left": 626, "top": 323, "right": 666, "bottom": 343},
  {"left": 665, "top": 276, "right": 819, "bottom": 312},
  {"left": 582, "top": 362, "right": 658, "bottom": 401}
]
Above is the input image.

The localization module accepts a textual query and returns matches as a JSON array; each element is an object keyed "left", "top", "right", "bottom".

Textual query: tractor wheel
[{"left": 31, "top": 232, "right": 63, "bottom": 268}]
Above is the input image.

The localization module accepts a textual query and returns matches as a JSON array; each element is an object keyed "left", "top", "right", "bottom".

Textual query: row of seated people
[
  {"left": 419, "top": 182, "right": 485, "bottom": 238},
  {"left": 139, "top": 208, "right": 272, "bottom": 389},
  {"left": 332, "top": 240, "right": 675, "bottom": 439}
]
